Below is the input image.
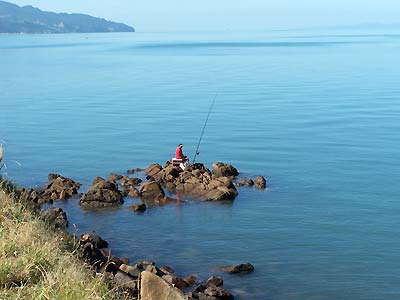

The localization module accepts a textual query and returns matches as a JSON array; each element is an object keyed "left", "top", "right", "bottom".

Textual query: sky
[{"left": 7, "top": 0, "right": 400, "bottom": 32}]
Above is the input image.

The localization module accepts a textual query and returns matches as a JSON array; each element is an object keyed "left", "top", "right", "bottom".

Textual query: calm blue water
[{"left": 1, "top": 30, "right": 400, "bottom": 299}]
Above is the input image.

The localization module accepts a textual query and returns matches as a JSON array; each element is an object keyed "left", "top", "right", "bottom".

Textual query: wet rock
[
  {"left": 212, "top": 162, "right": 239, "bottom": 178},
  {"left": 202, "top": 286, "right": 233, "bottom": 300},
  {"left": 220, "top": 263, "right": 255, "bottom": 274},
  {"left": 40, "top": 207, "right": 68, "bottom": 228},
  {"left": 129, "top": 202, "right": 147, "bottom": 212},
  {"left": 206, "top": 276, "right": 223, "bottom": 288},
  {"left": 234, "top": 178, "right": 254, "bottom": 187},
  {"left": 120, "top": 176, "right": 143, "bottom": 187},
  {"left": 254, "top": 176, "right": 266, "bottom": 189},
  {"left": 127, "top": 169, "right": 135, "bottom": 174},
  {"left": 139, "top": 181, "right": 165, "bottom": 199},
  {"left": 92, "top": 176, "right": 106, "bottom": 185},
  {"left": 80, "top": 178, "right": 123, "bottom": 207},
  {"left": 205, "top": 186, "right": 238, "bottom": 201},
  {"left": 128, "top": 187, "right": 140, "bottom": 198},
  {"left": 108, "top": 173, "right": 123, "bottom": 182}
]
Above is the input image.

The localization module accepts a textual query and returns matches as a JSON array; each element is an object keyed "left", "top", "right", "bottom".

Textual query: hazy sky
[{"left": 8, "top": 0, "right": 400, "bottom": 31}]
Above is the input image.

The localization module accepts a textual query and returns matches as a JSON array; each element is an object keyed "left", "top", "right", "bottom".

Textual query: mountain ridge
[{"left": 0, "top": 1, "right": 134, "bottom": 33}]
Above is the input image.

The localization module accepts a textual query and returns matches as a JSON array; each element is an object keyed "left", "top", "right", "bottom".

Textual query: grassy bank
[{"left": 0, "top": 183, "right": 115, "bottom": 300}]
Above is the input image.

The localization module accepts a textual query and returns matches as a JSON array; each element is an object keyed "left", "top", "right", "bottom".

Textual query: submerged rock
[
  {"left": 129, "top": 202, "right": 147, "bottom": 212},
  {"left": 220, "top": 263, "right": 255, "bottom": 274}
]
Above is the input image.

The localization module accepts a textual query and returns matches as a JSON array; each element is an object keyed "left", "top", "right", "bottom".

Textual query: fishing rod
[{"left": 192, "top": 93, "right": 218, "bottom": 164}]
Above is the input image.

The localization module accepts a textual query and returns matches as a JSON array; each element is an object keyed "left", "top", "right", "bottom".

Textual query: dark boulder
[
  {"left": 205, "top": 186, "right": 238, "bottom": 201},
  {"left": 202, "top": 285, "right": 233, "bottom": 300},
  {"left": 40, "top": 207, "right": 68, "bottom": 228},
  {"left": 128, "top": 202, "right": 147, "bottom": 213},
  {"left": 220, "top": 263, "right": 255, "bottom": 274},
  {"left": 120, "top": 176, "right": 142, "bottom": 187},
  {"left": 254, "top": 176, "right": 266, "bottom": 189},
  {"left": 139, "top": 181, "right": 165, "bottom": 199},
  {"left": 212, "top": 162, "right": 239, "bottom": 178},
  {"left": 206, "top": 276, "right": 223, "bottom": 288},
  {"left": 80, "top": 179, "right": 123, "bottom": 208},
  {"left": 162, "top": 274, "right": 189, "bottom": 290},
  {"left": 108, "top": 173, "right": 123, "bottom": 182},
  {"left": 79, "top": 233, "right": 109, "bottom": 249}
]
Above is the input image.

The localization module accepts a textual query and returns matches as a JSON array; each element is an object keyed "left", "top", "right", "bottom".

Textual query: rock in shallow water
[
  {"left": 220, "top": 263, "right": 255, "bottom": 274},
  {"left": 79, "top": 178, "right": 123, "bottom": 207}
]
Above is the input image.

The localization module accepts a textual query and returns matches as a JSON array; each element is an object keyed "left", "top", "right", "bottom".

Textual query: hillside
[{"left": 0, "top": 1, "right": 134, "bottom": 33}]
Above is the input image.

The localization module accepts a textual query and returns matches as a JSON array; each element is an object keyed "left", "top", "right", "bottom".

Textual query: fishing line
[{"left": 192, "top": 93, "right": 218, "bottom": 164}]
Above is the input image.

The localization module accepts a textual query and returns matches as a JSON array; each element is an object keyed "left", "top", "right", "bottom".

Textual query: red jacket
[{"left": 175, "top": 147, "right": 183, "bottom": 159}]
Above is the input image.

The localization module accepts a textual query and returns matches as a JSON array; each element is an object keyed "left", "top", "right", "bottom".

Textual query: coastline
[{"left": 0, "top": 160, "right": 260, "bottom": 300}]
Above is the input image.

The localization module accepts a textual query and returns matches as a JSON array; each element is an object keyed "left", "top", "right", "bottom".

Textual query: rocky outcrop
[
  {"left": 40, "top": 207, "right": 68, "bottom": 228},
  {"left": 220, "top": 263, "right": 255, "bottom": 274},
  {"left": 18, "top": 174, "right": 81, "bottom": 204},
  {"left": 79, "top": 177, "right": 123, "bottom": 207},
  {"left": 142, "top": 162, "right": 239, "bottom": 201}
]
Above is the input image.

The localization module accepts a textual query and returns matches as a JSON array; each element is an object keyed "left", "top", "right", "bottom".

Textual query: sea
[{"left": 1, "top": 30, "right": 400, "bottom": 300}]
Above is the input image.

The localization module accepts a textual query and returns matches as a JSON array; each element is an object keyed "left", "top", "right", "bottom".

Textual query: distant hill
[{"left": 0, "top": 1, "right": 134, "bottom": 33}]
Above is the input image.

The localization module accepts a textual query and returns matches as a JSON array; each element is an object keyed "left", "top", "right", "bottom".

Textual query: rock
[
  {"left": 108, "top": 173, "right": 123, "bottom": 181},
  {"left": 128, "top": 187, "right": 140, "bottom": 198},
  {"left": 202, "top": 286, "right": 233, "bottom": 300},
  {"left": 183, "top": 275, "right": 197, "bottom": 287},
  {"left": 205, "top": 186, "right": 238, "bottom": 201},
  {"left": 205, "top": 276, "right": 223, "bottom": 288},
  {"left": 119, "top": 264, "right": 141, "bottom": 278},
  {"left": 43, "top": 174, "right": 81, "bottom": 201},
  {"left": 127, "top": 169, "right": 135, "bottom": 174},
  {"left": 220, "top": 263, "right": 255, "bottom": 274},
  {"left": 141, "top": 271, "right": 186, "bottom": 300},
  {"left": 111, "top": 271, "right": 138, "bottom": 297},
  {"left": 234, "top": 178, "right": 254, "bottom": 187},
  {"left": 212, "top": 162, "right": 239, "bottom": 178},
  {"left": 129, "top": 202, "right": 147, "bottom": 212},
  {"left": 145, "top": 163, "right": 163, "bottom": 178},
  {"left": 160, "top": 265, "right": 174, "bottom": 275},
  {"left": 139, "top": 181, "right": 165, "bottom": 199},
  {"left": 137, "top": 260, "right": 155, "bottom": 266},
  {"left": 162, "top": 274, "right": 189, "bottom": 290},
  {"left": 120, "top": 176, "right": 143, "bottom": 187},
  {"left": 79, "top": 233, "right": 109, "bottom": 249},
  {"left": 92, "top": 176, "right": 106, "bottom": 185},
  {"left": 254, "top": 176, "right": 266, "bottom": 189},
  {"left": 80, "top": 179, "right": 123, "bottom": 208},
  {"left": 40, "top": 207, "right": 68, "bottom": 228}
]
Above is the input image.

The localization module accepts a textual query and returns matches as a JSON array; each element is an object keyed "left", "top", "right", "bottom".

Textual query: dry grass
[{"left": 0, "top": 186, "right": 116, "bottom": 300}]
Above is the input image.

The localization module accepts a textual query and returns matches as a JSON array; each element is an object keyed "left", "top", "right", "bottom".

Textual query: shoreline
[{"left": 1, "top": 161, "right": 262, "bottom": 299}]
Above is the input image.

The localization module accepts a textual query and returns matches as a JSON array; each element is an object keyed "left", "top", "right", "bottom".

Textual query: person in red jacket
[{"left": 175, "top": 144, "right": 188, "bottom": 170}]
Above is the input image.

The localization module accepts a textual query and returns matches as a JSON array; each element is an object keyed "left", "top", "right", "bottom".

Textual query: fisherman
[{"left": 174, "top": 143, "right": 188, "bottom": 170}]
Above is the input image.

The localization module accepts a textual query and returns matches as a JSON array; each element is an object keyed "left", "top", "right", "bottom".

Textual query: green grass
[{"left": 0, "top": 184, "right": 116, "bottom": 300}]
